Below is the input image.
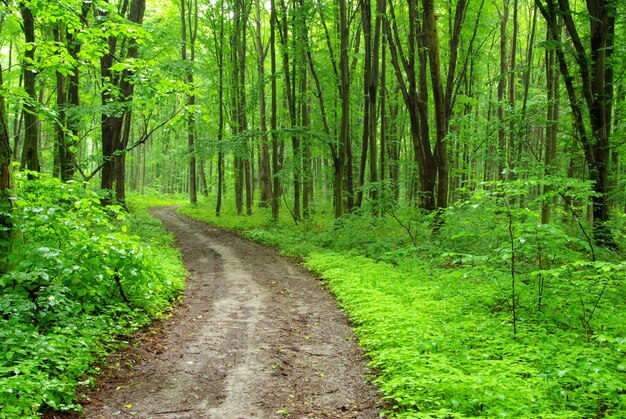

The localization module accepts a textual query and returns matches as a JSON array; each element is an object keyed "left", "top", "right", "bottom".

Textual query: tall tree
[
  {"left": 270, "top": 0, "right": 280, "bottom": 221},
  {"left": 19, "top": 1, "right": 40, "bottom": 173},
  {"left": 541, "top": 17, "right": 560, "bottom": 224},
  {"left": 181, "top": 0, "right": 199, "bottom": 204},
  {"left": 278, "top": 0, "right": 301, "bottom": 220},
  {"left": 52, "top": 0, "right": 91, "bottom": 182},
  {"left": 230, "top": 0, "right": 252, "bottom": 215},
  {"left": 0, "top": 64, "right": 11, "bottom": 265},
  {"left": 100, "top": 0, "right": 147, "bottom": 203},
  {"left": 497, "top": 0, "right": 509, "bottom": 181},
  {"left": 535, "top": 0, "right": 617, "bottom": 247},
  {"left": 211, "top": 0, "right": 226, "bottom": 216},
  {"left": 255, "top": 0, "right": 272, "bottom": 208},
  {"left": 356, "top": 0, "right": 384, "bottom": 209},
  {"left": 337, "top": 0, "right": 350, "bottom": 216}
]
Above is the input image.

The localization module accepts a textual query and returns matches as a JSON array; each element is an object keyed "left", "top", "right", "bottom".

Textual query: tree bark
[
  {"left": 541, "top": 19, "right": 559, "bottom": 224},
  {"left": 497, "top": 0, "right": 509, "bottom": 181},
  {"left": 19, "top": 1, "right": 40, "bottom": 173},
  {"left": 181, "top": 0, "right": 198, "bottom": 205},
  {"left": 423, "top": 0, "right": 450, "bottom": 210},
  {"left": 255, "top": 0, "right": 272, "bottom": 208},
  {"left": 213, "top": 0, "right": 225, "bottom": 216},
  {"left": 535, "top": 0, "right": 617, "bottom": 247},
  {"left": 337, "top": 0, "right": 350, "bottom": 217},
  {"left": 270, "top": 0, "right": 280, "bottom": 221},
  {"left": 0, "top": 65, "right": 12, "bottom": 266}
]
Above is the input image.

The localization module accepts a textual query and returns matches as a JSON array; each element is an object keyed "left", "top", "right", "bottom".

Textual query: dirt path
[{"left": 81, "top": 207, "right": 381, "bottom": 418}]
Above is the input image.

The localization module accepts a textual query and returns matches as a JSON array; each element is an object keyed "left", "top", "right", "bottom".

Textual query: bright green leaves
[
  {"left": 0, "top": 176, "right": 185, "bottom": 416},
  {"left": 305, "top": 252, "right": 626, "bottom": 417}
]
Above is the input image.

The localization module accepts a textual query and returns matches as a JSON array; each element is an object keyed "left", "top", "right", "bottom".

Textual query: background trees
[{"left": 0, "top": 0, "right": 624, "bottom": 247}]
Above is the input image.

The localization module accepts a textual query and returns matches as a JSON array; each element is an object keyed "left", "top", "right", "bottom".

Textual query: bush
[{"left": 0, "top": 175, "right": 185, "bottom": 416}]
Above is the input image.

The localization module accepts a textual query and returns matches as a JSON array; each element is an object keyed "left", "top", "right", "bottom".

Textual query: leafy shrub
[{"left": 0, "top": 175, "right": 185, "bottom": 416}]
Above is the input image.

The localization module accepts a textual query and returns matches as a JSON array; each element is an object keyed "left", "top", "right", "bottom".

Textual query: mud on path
[{"left": 80, "top": 206, "right": 381, "bottom": 418}]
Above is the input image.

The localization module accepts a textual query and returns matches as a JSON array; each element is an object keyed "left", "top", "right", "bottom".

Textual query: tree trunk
[
  {"left": 0, "top": 65, "right": 12, "bottom": 267},
  {"left": 182, "top": 0, "right": 198, "bottom": 205},
  {"left": 541, "top": 19, "right": 559, "bottom": 224},
  {"left": 278, "top": 0, "right": 301, "bottom": 220},
  {"left": 535, "top": 0, "right": 617, "bottom": 247},
  {"left": 270, "top": 0, "right": 280, "bottom": 221},
  {"left": 507, "top": 0, "right": 518, "bottom": 179},
  {"left": 497, "top": 0, "right": 509, "bottom": 181},
  {"left": 423, "top": 0, "right": 449, "bottom": 210},
  {"left": 214, "top": 0, "right": 225, "bottom": 216},
  {"left": 256, "top": 0, "right": 272, "bottom": 208},
  {"left": 19, "top": 2, "right": 40, "bottom": 173},
  {"left": 336, "top": 0, "right": 350, "bottom": 217}
]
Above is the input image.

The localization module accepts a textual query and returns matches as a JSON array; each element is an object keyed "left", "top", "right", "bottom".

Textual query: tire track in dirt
[{"left": 81, "top": 206, "right": 381, "bottom": 418}]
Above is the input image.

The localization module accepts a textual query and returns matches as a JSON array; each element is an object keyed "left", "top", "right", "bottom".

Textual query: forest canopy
[{"left": 0, "top": 0, "right": 623, "bottom": 239}]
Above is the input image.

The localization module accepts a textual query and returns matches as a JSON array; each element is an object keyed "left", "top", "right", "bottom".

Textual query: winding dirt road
[{"left": 81, "top": 207, "right": 381, "bottom": 418}]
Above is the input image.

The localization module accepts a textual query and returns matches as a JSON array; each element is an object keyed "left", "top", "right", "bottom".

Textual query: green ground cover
[
  {"left": 180, "top": 198, "right": 626, "bottom": 418},
  {"left": 0, "top": 178, "right": 186, "bottom": 417}
]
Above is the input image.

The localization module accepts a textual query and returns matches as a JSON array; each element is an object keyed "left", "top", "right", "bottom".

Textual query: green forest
[{"left": 1, "top": 0, "right": 625, "bottom": 416}]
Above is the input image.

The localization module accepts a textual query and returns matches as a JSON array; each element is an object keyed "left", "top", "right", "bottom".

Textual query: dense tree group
[{"left": 0, "top": 0, "right": 624, "bottom": 245}]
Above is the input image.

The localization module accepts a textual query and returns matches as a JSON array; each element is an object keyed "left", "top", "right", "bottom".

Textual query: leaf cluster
[{"left": 0, "top": 175, "right": 185, "bottom": 416}]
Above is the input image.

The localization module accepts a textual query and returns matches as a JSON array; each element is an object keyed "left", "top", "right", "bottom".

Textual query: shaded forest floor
[{"left": 74, "top": 206, "right": 381, "bottom": 418}]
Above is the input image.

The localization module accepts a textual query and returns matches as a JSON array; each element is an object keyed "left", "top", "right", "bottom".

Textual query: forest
[{"left": 0, "top": 0, "right": 625, "bottom": 416}]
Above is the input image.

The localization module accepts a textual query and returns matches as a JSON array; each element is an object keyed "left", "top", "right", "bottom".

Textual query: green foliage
[
  {"left": 181, "top": 194, "right": 626, "bottom": 417},
  {"left": 0, "top": 176, "right": 185, "bottom": 416}
]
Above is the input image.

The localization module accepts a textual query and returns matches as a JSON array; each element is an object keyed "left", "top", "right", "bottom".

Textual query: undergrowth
[
  {"left": 180, "top": 195, "right": 626, "bottom": 418},
  {"left": 0, "top": 176, "right": 186, "bottom": 417}
]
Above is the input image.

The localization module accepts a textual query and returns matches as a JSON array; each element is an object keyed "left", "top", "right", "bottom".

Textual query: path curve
[{"left": 82, "top": 206, "right": 381, "bottom": 418}]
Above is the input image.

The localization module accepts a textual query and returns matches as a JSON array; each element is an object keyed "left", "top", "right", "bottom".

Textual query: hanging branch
[{"left": 75, "top": 106, "right": 184, "bottom": 182}]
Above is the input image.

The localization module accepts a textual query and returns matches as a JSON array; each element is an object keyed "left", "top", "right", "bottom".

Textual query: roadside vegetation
[
  {"left": 0, "top": 175, "right": 186, "bottom": 417},
  {"left": 180, "top": 191, "right": 626, "bottom": 418}
]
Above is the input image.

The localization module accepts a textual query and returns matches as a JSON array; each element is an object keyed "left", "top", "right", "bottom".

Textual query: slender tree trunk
[
  {"left": 256, "top": 0, "right": 272, "bottom": 208},
  {"left": 497, "top": 1, "right": 509, "bottom": 181},
  {"left": 199, "top": 160, "right": 208, "bottom": 196},
  {"left": 270, "top": 0, "right": 280, "bottom": 221},
  {"left": 336, "top": 0, "right": 350, "bottom": 217},
  {"left": 0, "top": 65, "right": 12, "bottom": 267},
  {"left": 507, "top": 0, "right": 518, "bottom": 180},
  {"left": 368, "top": 0, "right": 383, "bottom": 209},
  {"left": 535, "top": 0, "right": 617, "bottom": 247},
  {"left": 214, "top": 0, "right": 225, "bottom": 216},
  {"left": 423, "top": 0, "right": 449, "bottom": 210},
  {"left": 115, "top": 0, "right": 146, "bottom": 205},
  {"left": 379, "top": 29, "right": 387, "bottom": 198},
  {"left": 62, "top": 0, "right": 90, "bottom": 181},
  {"left": 182, "top": 0, "right": 198, "bottom": 205},
  {"left": 278, "top": 0, "right": 301, "bottom": 220},
  {"left": 19, "top": 2, "right": 40, "bottom": 173},
  {"left": 541, "top": 20, "right": 559, "bottom": 224},
  {"left": 299, "top": 0, "right": 312, "bottom": 218},
  {"left": 53, "top": 25, "right": 67, "bottom": 180}
]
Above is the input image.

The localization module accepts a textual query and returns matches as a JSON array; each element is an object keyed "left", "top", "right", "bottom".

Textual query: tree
[
  {"left": 181, "top": 0, "right": 199, "bottom": 204},
  {"left": 255, "top": 0, "right": 272, "bottom": 208},
  {"left": 99, "top": 0, "right": 147, "bottom": 204},
  {"left": 0, "top": 64, "right": 11, "bottom": 264},
  {"left": 535, "top": 0, "right": 618, "bottom": 247},
  {"left": 19, "top": 1, "right": 40, "bottom": 173}
]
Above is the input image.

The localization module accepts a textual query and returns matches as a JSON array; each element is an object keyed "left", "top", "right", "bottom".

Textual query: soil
[{"left": 74, "top": 206, "right": 382, "bottom": 418}]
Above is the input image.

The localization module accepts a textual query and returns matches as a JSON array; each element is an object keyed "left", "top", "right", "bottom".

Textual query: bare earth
[{"left": 79, "top": 206, "right": 382, "bottom": 418}]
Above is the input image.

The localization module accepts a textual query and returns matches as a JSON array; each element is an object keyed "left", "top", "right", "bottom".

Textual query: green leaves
[
  {"left": 0, "top": 176, "right": 185, "bottom": 416},
  {"left": 181, "top": 194, "right": 626, "bottom": 417}
]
